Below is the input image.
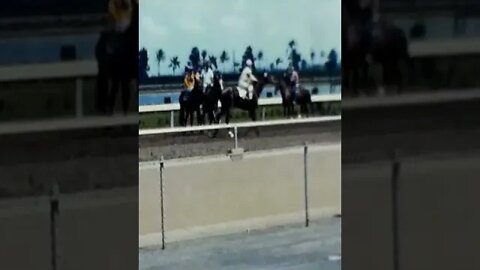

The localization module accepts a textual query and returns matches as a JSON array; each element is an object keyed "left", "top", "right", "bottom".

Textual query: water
[{"left": 139, "top": 83, "right": 340, "bottom": 106}]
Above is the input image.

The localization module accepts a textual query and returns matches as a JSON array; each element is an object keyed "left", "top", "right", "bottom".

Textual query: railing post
[
  {"left": 303, "top": 142, "right": 309, "bottom": 227},
  {"left": 75, "top": 78, "right": 83, "bottom": 118},
  {"left": 159, "top": 156, "right": 166, "bottom": 250},
  {"left": 391, "top": 149, "right": 401, "bottom": 270},
  {"left": 50, "top": 183, "right": 60, "bottom": 270},
  {"left": 262, "top": 107, "right": 266, "bottom": 121},
  {"left": 234, "top": 126, "right": 238, "bottom": 149},
  {"left": 170, "top": 111, "right": 174, "bottom": 128}
]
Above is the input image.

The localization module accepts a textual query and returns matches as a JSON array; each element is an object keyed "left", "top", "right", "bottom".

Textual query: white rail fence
[
  {"left": 140, "top": 93, "right": 341, "bottom": 128},
  {"left": 140, "top": 115, "right": 341, "bottom": 149}
]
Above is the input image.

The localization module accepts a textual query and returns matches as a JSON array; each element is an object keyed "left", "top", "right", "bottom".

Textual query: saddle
[{"left": 236, "top": 86, "right": 254, "bottom": 100}]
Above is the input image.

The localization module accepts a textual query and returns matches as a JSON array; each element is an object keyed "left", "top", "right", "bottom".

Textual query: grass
[{"left": 139, "top": 101, "right": 341, "bottom": 129}]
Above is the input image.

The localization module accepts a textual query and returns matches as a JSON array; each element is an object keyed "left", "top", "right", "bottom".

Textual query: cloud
[
  {"left": 220, "top": 15, "right": 249, "bottom": 31},
  {"left": 178, "top": 19, "right": 205, "bottom": 35}
]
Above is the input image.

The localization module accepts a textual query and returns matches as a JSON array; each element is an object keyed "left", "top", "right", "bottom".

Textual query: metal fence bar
[
  {"left": 159, "top": 157, "right": 166, "bottom": 250},
  {"left": 75, "top": 78, "right": 84, "bottom": 118},
  {"left": 391, "top": 150, "right": 401, "bottom": 270},
  {"left": 49, "top": 183, "right": 60, "bottom": 270},
  {"left": 304, "top": 143, "right": 310, "bottom": 227},
  {"left": 139, "top": 115, "right": 341, "bottom": 136}
]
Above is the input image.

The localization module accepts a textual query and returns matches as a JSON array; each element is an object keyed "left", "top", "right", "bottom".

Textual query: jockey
[
  {"left": 288, "top": 64, "right": 300, "bottom": 101},
  {"left": 237, "top": 59, "right": 257, "bottom": 99},
  {"left": 108, "top": 0, "right": 133, "bottom": 33},
  {"left": 201, "top": 61, "right": 215, "bottom": 93},
  {"left": 182, "top": 65, "right": 195, "bottom": 101}
]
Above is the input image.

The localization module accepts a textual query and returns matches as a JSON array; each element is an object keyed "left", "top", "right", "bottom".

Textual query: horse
[
  {"left": 343, "top": 17, "right": 371, "bottom": 96},
  {"left": 370, "top": 18, "right": 411, "bottom": 95},
  {"left": 343, "top": 12, "right": 410, "bottom": 96},
  {"left": 179, "top": 74, "right": 204, "bottom": 127},
  {"left": 202, "top": 71, "right": 223, "bottom": 125},
  {"left": 272, "top": 75, "right": 313, "bottom": 118},
  {"left": 95, "top": 30, "right": 133, "bottom": 114},
  {"left": 215, "top": 73, "right": 272, "bottom": 136}
]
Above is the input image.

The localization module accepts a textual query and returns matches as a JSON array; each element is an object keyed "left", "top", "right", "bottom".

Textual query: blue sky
[{"left": 140, "top": 0, "right": 341, "bottom": 75}]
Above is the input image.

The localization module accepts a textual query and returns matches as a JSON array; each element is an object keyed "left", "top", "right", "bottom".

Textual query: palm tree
[
  {"left": 156, "top": 49, "right": 165, "bottom": 76},
  {"left": 275, "top": 57, "right": 283, "bottom": 68},
  {"left": 270, "top": 63, "right": 275, "bottom": 71},
  {"left": 209, "top": 55, "right": 218, "bottom": 70},
  {"left": 288, "top": 40, "right": 296, "bottom": 49},
  {"left": 201, "top": 50, "right": 208, "bottom": 62},
  {"left": 220, "top": 50, "right": 230, "bottom": 72},
  {"left": 168, "top": 56, "right": 180, "bottom": 75},
  {"left": 257, "top": 50, "right": 264, "bottom": 70}
]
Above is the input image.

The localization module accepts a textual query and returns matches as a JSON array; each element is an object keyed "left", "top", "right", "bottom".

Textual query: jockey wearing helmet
[
  {"left": 237, "top": 59, "right": 257, "bottom": 99},
  {"left": 288, "top": 64, "right": 299, "bottom": 101},
  {"left": 201, "top": 60, "right": 215, "bottom": 93},
  {"left": 109, "top": 0, "right": 133, "bottom": 33}
]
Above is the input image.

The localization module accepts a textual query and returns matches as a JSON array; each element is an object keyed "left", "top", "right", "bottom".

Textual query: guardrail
[
  {"left": 0, "top": 60, "right": 97, "bottom": 119},
  {"left": 0, "top": 114, "right": 137, "bottom": 135},
  {"left": 140, "top": 93, "right": 341, "bottom": 128},
  {"left": 139, "top": 93, "right": 341, "bottom": 113},
  {"left": 140, "top": 115, "right": 341, "bottom": 149}
]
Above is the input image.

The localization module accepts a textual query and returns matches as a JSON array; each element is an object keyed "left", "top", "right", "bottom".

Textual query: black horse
[
  {"left": 343, "top": 12, "right": 410, "bottom": 96},
  {"left": 202, "top": 71, "right": 223, "bottom": 125},
  {"left": 272, "top": 75, "right": 313, "bottom": 117},
  {"left": 214, "top": 73, "right": 272, "bottom": 136},
  {"left": 179, "top": 74, "right": 204, "bottom": 127},
  {"left": 95, "top": 30, "right": 134, "bottom": 114}
]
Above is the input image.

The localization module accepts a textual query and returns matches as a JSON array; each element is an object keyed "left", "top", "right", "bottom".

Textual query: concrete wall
[
  {"left": 343, "top": 153, "right": 480, "bottom": 270},
  {"left": 139, "top": 143, "right": 341, "bottom": 247},
  {"left": 0, "top": 188, "right": 138, "bottom": 270}
]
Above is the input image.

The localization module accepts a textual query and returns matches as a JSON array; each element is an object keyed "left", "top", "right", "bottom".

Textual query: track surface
[
  {"left": 140, "top": 218, "right": 341, "bottom": 270},
  {"left": 139, "top": 121, "right": 341, "bottom": 161}
]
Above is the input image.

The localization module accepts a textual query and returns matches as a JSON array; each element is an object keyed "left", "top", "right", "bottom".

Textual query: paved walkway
[{"left": 139, "top": 218, "right": 341, "bottom": 270}]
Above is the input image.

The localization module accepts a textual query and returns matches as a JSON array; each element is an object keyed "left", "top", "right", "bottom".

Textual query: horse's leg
[
  {"left": 120, "top": 77, "right": 131, "bottom": 114},
  {"left": 108, "top": 78, "right": 120, "bottom": 114},
  {"left": 179, "top": 105, "right": 185, "bottom": 126}
]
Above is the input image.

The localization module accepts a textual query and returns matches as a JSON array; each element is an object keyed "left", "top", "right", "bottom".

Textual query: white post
[
  {"left": 170, "top": 111, "right": 174, "bottom": 128},
  {"left": 234, "top": 126, "right": 238, "bottom": 149},
  {"left": 75, "top": 78, "right": 83, "bottom": 118}
]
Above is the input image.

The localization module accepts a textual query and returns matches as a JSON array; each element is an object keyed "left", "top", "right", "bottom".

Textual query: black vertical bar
[
  {"left": 304, "top": 143, "right": 309, "bottom": 227},
  {"left": 391, "top": 151, "right": 401, "bottom": 270},
  {"left": 50, "top": 184, "right": 59, "bottom": 270},
  {"left": 159, "top": 157, "right": 166, "bottom": 250}
]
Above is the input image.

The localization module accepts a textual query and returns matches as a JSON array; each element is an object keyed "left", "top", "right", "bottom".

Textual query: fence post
[
  {"left": 234, "top": 126, "right": 238, "bottom": 149},
  {"left": 50, "top": 183, "right": 59, "bottom": 270},
  {"left": 170, "top": 111, "right": 174, "bottom": 128},
  {"left": 303, "top": 142, "right": 309, "bottom": 227},
  {"left": 391, "top": 149, "right": 401, "bottom": 270},
  {"left": 262, "top": 107, "right": 266, "bottom": 121},
  {"left": 75, "top": 78, "right": 83, "bottom": 118},
  {"left": 159, "top": 156, "right": 166, "bottom": 250}
]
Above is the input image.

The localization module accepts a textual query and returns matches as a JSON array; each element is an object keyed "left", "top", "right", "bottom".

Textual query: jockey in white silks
[{"left": 237, "top": 59, "right": 257, "bottom": 100}]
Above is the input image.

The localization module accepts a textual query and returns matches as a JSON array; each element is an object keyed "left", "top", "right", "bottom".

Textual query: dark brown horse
[{"left": 272, "top": 75, "right": 313, "bottom": 117}]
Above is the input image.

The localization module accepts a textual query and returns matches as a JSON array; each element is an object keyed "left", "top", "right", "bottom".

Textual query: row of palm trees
[{"left": 150, "top": 41, "right": 337, "bottom": 76}]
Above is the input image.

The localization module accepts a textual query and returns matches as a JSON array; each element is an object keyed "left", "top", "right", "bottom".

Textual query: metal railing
[{"left": 140, "top": 115, "right": 341, "bottom": 151}]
